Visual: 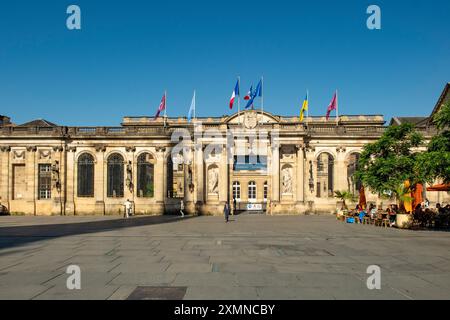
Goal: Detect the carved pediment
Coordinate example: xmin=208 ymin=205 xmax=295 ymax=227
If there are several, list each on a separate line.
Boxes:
xmin=226 ymin=110 xmax=279 ymax=126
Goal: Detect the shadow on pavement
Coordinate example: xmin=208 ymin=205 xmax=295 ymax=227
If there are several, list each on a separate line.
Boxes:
xmin=0 ymin=215 xmax=197 ymax=250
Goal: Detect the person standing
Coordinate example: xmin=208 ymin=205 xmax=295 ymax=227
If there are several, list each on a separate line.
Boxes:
xmin=124 ymin=199 xmax=132 ymax=218
xmin=223 ymin=202 xmax=230 ymax=223
xmin=180 ymin=200 xmax=185 ymax=218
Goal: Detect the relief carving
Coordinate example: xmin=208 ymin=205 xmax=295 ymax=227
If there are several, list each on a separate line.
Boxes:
xmin=281 ymin=166 xmax=293 ymax=194
xmin=207 ymin=165 xmax=219 ymax=194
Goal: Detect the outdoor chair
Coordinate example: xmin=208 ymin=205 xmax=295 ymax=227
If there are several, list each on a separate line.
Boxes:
xmin=381 ymin=218 xmax=391 ymax=228
xmin=362 ymin=216 xmax=371 ymax=225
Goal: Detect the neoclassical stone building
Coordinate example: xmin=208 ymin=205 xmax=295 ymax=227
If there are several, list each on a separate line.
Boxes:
xmin=1 ymin=84 xmax=449 ymax=216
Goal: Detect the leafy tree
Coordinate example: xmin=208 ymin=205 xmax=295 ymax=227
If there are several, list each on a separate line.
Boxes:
xmin=355 ymin=123 xmax=424 ymax=203
xmin=334 ymin=190 xmax=357 ymax=210
xmin=416 ymin=102 xmax=450 ymax=184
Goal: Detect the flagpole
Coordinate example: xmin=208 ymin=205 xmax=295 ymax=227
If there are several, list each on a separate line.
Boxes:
xmin=261 ymin=76 xmax=264 ymax=124
xmin=336 ymin=89 xmax=339 ymax=126
xmin=237 ymin=76 xmax=241 ymax=125
xmin=164 ymin=90 xmax=167 ymax=128
xmin=306 ymin=89 xmax=309 ymax=125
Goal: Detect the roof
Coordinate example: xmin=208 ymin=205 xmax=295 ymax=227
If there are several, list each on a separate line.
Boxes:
xmin=429 ymin=82 xmax=450 ymax=121
xmin=389 ymin=117 xmax=428 ymax=127
xmin=18 ymin=119 xmax=58 ymax=127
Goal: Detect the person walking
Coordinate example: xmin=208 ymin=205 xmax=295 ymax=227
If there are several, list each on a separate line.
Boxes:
xmin=124 ymin=199 xmax=132 ymax=218
xmin=224 ymin=202 xmax=230 ymax=223
xmin=180 ymin=200 xmax=185 ymax=218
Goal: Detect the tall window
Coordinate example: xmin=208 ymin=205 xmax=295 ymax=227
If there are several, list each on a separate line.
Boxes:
xmin=263 ymin=181 xmax=268 ymax=202
xmin=77 ymin=153 xmax=94 ymax=197
xmin=167 ymin=155 xmax=184 ymax=198
xmin=347 ymin=153 xmax=362 ymax=195
xmin=38 ymin=164 xmax=51 ymax=199
xmin=137 ymin=153 xmax=154 ymax=198
xmin=316 ymin=153 xmax=334 ymax=198
xmin=248 ymin=181 xmax=257 ymax=202
xmin=107 ymin=153 xmax=124 ymax=198
xmin=232 ymin=181 xmax=241 ymax=201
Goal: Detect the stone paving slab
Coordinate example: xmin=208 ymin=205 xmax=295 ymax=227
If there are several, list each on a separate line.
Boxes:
xmin=1 ymin=215 xmax=450 ymax=300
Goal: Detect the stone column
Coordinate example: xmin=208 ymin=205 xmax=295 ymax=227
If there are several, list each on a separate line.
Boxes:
xmin=94 ymin=145 xmax=106 ymax=215
xmin=0 ymin=146 xmax=11 ymax=211
xmin=65 ymin=147 xmax=76 ymax=215
xmin=155 ymin=147 xmax=166 ymax=203
xmin=26 ymin=146 xmax=37 ymax=215
xmin=296 ymin=144 xmax=305 ymax=203
xmin=219 ymin=144 xmax=228 ymax=204
xmin=195 ymin=145 xmax=204 ymax=204
xmin=183 ymin=147 xmax=194 ymax=211
xmin=335 ymin=147 xmax=347 ymax=192
xmin=271 ymin=143 xmax=280 ymax=203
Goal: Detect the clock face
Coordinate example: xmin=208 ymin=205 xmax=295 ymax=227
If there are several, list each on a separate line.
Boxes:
xmin=244 ymin=111 xmax=258 ymax=129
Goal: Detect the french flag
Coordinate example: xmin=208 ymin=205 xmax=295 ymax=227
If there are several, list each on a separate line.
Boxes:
xmin=229 ymin=80 xmax=240 ymax=109
xmin=244 ymin=85 xmax=253 ymax=100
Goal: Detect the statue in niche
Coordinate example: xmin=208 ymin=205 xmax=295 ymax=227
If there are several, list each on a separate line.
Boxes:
xmin=208 ymin=166 xmax=219 ymax=194
xmin=282 ymin=166 xmax=293 ymax=194
xmin=187 ymin=165 xmax=194 ymax=193
xmin=126 ymin=161 xmax=133 ymax=192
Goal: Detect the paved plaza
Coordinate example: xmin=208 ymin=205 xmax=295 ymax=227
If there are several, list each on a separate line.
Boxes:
xmin=1 ymin=214 xmax=450 ymax=300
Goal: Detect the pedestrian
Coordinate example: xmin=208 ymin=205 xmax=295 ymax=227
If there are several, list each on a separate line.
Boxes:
xmin=124 ymin=199 xmax=132 ymax=218
xmin=180 ymin=200 xmax=185 ymax=218
xmin=223 ymin=202 xmax=230 ymax=223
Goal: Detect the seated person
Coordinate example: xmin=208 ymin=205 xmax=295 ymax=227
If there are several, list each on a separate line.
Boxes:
xmin=370 ymin=205 xmax=377 ymax=219
xmin=388 ymin=207 xmax=397 ymax=226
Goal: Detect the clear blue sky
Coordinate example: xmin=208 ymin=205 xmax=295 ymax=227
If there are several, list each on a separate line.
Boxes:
xmin=0 ymin=0 xmax=449 ymax=126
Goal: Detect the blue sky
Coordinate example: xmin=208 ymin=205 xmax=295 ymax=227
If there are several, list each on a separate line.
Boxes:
xmin=0 ymin=0 xmax=449 ymax=126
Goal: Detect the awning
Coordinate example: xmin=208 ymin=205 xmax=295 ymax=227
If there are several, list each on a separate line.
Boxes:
xmin=426 ymin=184 xmax=450 ymax=192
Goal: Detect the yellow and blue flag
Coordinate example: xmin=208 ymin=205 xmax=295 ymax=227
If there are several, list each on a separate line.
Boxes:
xmin=300 ymin=91 xmax=308 ymax=122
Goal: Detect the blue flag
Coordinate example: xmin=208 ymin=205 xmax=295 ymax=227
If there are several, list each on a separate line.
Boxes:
xmin=245 ymin=80 xmax=262 ymax=109
xmin=187 ymin=91 xmax=196 ymax=123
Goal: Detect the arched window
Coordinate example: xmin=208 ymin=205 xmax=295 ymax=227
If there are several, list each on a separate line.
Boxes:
xmin=347 ymin=153 xmax=362 ymax=195
xmin=137 ymin=153 xmax=155 ymax=198
xmin=107 ymin=153 xmax=124 ymax=198
xmin=263 ymin=181 xmax=268 ymax=202
xmin=232 ymin=181 xmax=241 ymax=201
xmin=167 ymin=154 xmax=184 ymax=198
xmin=248 ymin=181 xmax=257 ymax=202
xmin=77 ymin=153 xmax=94 ymax=197
xmin=316 ymin=153 xmax=334 ymax=198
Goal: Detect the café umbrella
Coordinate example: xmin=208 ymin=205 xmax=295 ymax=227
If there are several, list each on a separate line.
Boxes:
xmin=359 ymin=186 xmax=367 ymax=210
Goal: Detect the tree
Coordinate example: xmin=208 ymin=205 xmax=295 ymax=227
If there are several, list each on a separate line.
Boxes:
xmin=334 ymin=190 xmax=357 ymax=210
xmin=416 ymin=102 xmax=450 ymax=184
xmin=355 ymin=123 xmax=424 ymax=206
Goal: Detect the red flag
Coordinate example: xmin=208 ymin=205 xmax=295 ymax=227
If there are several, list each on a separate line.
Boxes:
xmin=154 ymin=93 xmax=166 ymax=120
xmin=326 ymin=92 xmax=337 ymax=120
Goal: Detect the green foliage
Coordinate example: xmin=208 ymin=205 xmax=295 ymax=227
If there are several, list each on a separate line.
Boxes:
xmin=416 ymin=102 xmax=450 ymax=184
xmin=432 ymin=101 xmax=450 ymax=130
xmin=355 ymin=123 xmax=424 ymax=196
xmin=334 ymin=190 xmax=357 ymax=209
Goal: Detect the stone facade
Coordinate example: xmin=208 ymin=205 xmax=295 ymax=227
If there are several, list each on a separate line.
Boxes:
xmin=0 ymin=108 xmax=448 ymax=216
